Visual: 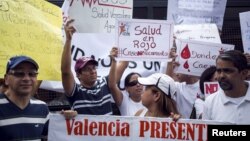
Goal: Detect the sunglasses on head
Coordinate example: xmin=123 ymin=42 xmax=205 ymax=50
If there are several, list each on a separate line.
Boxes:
xmin=8 ymin=70 xmax=38 ymax=78
xmin=127 ymin=80 xmax=139 ymax=87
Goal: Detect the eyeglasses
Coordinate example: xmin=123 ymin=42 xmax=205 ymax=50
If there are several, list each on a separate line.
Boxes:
xmin=8 ymin=70 xmax=38 ymax=78
xmin=127 ymin=80 xmax=139 ymax=87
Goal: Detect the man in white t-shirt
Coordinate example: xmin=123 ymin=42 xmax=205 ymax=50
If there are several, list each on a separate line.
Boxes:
xmin=203 ymin=50 xmax=250 ymax=124
xmin=166 ymin=48 xmax=202 ymax=119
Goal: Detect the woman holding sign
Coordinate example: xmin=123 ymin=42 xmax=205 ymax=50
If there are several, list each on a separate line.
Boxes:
xmin=109 ymin=47 xmax=146 ymax=116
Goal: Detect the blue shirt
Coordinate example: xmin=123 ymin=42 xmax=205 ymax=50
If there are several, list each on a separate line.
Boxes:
xmin=0 ymin=94 xmax=49 ymax=141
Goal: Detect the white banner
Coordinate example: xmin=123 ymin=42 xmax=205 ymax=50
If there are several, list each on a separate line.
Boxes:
xmin=167 ymin=0 xmax=227 ymax=31
xmin=175 ymin=39 xmax=234 ymax=76
xmin=48 ymin=114 xmax=224 ymax=141
xmin=116 ymin=19 xmax=174 ymax=61
xmin=239 ymin=11 xmax=250 ymax=53
xmin=62 ymin=0 xmax=133 ymax=33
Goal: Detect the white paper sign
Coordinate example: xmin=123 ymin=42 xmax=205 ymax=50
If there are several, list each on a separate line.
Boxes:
xmin=175 ymin=39 xmax=234 ymax=76
xmin=116 ymin=19 xmax=174 ymax=61
xmin=240 ymin=11 xmax=250 ymax=53
xmin=174 ymin=24 xmax=221 ymax=43
xmin=167 ymin=0 xmax=227 ymax=31
xmin=64 ymin=0 xmax=133 ymax=33
xmin=204 ymin=82 xmax=220 ymax=98
xmin=48 ymin=114 xmax=224 ymax=141
xmin=40 ymin=33 xmax=162 ymax=92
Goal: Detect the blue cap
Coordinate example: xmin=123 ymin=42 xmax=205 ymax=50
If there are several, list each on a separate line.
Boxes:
xmin=6 ymin=56 xmax=39 ymax=73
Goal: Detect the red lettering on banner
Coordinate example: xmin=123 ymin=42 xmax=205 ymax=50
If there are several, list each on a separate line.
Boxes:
xmin=84 ymin=119 xmax=88 ymax=135
xmin=139 ymin=121 xmax=206 ymax=140
xmin=74 ymin=121 xmax=83 ymax=135
xmin=66 ymin=118 xmax=130 ymax=136
xmin=108 ymin=122 xmax=115 ymax=136
xmin=89 ymin=122 xmax=97 ymax=135
xmin=161 ymin=122 xmax=169 ymax=138
xmin=66 ymin=119 xmax=74 ymax=135
xmin=170 ymin=122 xmax=177 ymax=139
xmin=196 ymin=124 xmax=207 ymax=141
xmin=98 ymin=122 xmax=107 ymax=135
xmin=177 ymin=122 xmax=185 ymax=140
xmin=139 ymin=121 xmax=150 ymax=137
xmin=150 ymin=121 xmax=161 ymax=138
xmin=186 ymin=123 xmax=195 ymax=140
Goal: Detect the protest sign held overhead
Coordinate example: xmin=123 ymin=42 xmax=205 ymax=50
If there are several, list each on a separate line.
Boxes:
xmin=116 ymin=19 xmax=174 ymax=61
xmin=0 ymin=0 xmax=62 ymax=80
xmin=62 ymin=0 xmax=133 ymax=33
xmin=240 ymin=11 xmax=250 ymax=53
xmin=174 ymin=24 xmax=221 ymax=43
xmin=167 ymin=0 xmax=227 ymax=31
xmin=175 ymin=39 xmax=234 ymax=76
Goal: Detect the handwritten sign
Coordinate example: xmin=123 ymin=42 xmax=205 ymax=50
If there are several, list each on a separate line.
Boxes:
xmin=48 ymin=114 xmax=224 ymax=141
xmin=40 ymin=33 xmax=162 ymax=92
xmin=167 ymin=0 xmax=227 ymax=31
xmin=174 ymin=24 xmax=221 ymax=43
xmin=62 ymin=0 xmax=133 ymax=33
xmin=0 ymin=0 xmax=62 ymax=80
xmin=116 ymin=19 xmax=174 ymax=61
xmin=175 ymin=39 xmax=234 ymax=76
xmin=240 ymin=11 xmax=250 ymax=53
xmin=204 ymin=82 xmax=219 ymax=98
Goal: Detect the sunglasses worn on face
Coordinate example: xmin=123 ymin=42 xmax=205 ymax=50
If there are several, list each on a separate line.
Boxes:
xmin=8 ymin=70 xmax=38 ymax=78
xmin=127 ymin=80 xmax=139 ymax=87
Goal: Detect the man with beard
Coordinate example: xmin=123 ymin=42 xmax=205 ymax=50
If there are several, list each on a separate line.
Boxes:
xmin=203 ymin=50 xmax=250 ymax=124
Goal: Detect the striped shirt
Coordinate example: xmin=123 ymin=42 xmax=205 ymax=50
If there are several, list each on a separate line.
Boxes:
xmin=0 ymin=94 xmax=49 ymax=141
xmin=67 ymin=76 xmax=113 ymax=115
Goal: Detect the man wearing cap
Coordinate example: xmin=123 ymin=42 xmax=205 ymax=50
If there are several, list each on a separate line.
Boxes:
xmin=61 ymin=19 xmax=113 ymax=115
xmin=203 ymin=50 xmax=250 ymax=124
xmin=0 ymin=55 xmax=49 ymax=141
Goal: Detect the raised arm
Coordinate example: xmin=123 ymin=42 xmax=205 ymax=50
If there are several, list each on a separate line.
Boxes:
xmin=108 ymin=47 xmax=124 ymax=106
xmin=61 ymin=19 xmax=76 ymax=96
xmin=166 ymin=47 xmax=178 ymax=78
xmin=116 ymin=61 xmax=129 ymax=83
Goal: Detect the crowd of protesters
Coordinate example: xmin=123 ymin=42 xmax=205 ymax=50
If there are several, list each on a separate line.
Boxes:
xmin=1 ymin=19 xmax=250 ymax=140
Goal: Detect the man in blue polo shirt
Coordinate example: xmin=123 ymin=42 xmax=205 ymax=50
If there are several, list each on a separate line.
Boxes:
xmin=0 ymin=56 xmax=49 ymax=141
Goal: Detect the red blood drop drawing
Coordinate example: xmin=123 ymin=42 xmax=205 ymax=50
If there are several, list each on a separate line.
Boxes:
xmin=183 ymin=60 xmax=190 ymax=72
xmin=181 ymin=44 xmax=191 ymax=59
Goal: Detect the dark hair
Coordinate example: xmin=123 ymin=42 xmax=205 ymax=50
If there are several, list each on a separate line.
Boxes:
xmin=124 ymin=72 xmax=141 ymax=87
xmin=199 ymin=66 xmax=217 ymax=94
xmin=149 ymin=86 xmax=179 ymax=117
xmin=217 ymin=50 xmax=247 ymax=72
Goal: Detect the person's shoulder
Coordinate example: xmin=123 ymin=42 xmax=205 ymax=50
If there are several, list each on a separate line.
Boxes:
xmin=204 ymin=90 xmax=220 ymax=104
